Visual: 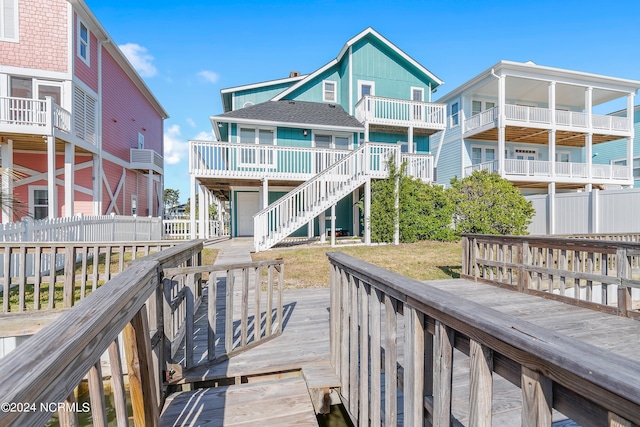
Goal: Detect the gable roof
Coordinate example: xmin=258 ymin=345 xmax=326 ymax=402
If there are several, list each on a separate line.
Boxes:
xmin=211 ymin=100 xmax=364 ymax=130
xmin=219 ymin=74 xmax=308 ymax=112
xmin=271 ymin=27 xmax=444 ymax=102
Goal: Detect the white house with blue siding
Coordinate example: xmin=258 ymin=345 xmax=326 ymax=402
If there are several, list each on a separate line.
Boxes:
xmin=189 ymin=28 xmax=446 ymax=250
xmin=433 ymin=61 xmax=640 ymax=193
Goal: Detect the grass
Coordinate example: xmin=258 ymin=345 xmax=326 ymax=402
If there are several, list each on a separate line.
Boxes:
xmin=251 ymin=241 xmax=462 ymax=289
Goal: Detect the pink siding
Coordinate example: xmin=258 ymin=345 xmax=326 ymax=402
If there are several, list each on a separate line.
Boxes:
xmin=12 ymin=152 xmax=94 ymax=218
xmin=73 ymin=12 xmax=99 ymax=93
xmin=1 ymin=0 xmax=67 ymax=72
xmin=102 ymin=159 xmax=125 ymax=215
xmin=137 ymin=174 xmax=149 ymax=216
xmin=101 ymin=49 xmax=163 ymax=163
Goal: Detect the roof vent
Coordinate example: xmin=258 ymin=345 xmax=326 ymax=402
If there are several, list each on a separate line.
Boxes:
xmin=289 ymin=71 xmax=301 ymax=77
xmin=329 ymin=104 xmax=336 ymax=108
xmin=288 ymin=101 xmax=295 ymax=105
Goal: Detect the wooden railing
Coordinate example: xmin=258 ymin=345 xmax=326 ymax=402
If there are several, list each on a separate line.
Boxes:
xmin=0 ymin=240 xmax=203 ymax=426
xmin=162 ymin=259 xmax=284 ymax=374
xmin=327 ymin=251 xmax=640 ymax=427
xmin=0 ymin=241 xmax=178 ymax=313
xmin=461 ymin=235 xmax=640 ymax=318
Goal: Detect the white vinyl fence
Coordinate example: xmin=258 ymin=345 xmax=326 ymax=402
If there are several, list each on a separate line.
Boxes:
xmin=163 ymin=219 xmax=229 ymax=239
xmin=526 ymin=188 xmax=640 ymax=235
xmin=0 ymin=214 xmax=163 ymax=242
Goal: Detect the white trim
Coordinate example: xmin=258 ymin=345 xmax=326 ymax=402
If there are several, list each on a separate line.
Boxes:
xmin=471 ymin=99 xmax=496 ymax=116
xmin=220 ymin=75 xmax=308 ymax=94
xmin=212 ymin=116 xmax=363 ymax=133
xmin=612 ymin=155 xmax=640 ymax=178
xmin=411 ymin=86 xmax=424 ymax=102
xmin=0 ymin=0 xmax=19 ymax=43
xmin=450 ymin=101 xmax=460 ymax=127
xmin=348 ymin=46 xmax=353 ymax=115
xmin=28 ymin=185 xmax=49 ymax=220
xmin=555 ymin=150 xmax=571 ymax=163
xmin=312 ymin=131 xmax=352 ymax=150
xmin=237 ymin=126 xmax=277 ymax=144
xmin=358 ymin=80 xmax=375 ymax=99
xmin=322 ymin=80 xmax=337 ymax=103
xmin=77 ymin=18 xmax=91 ymax=66
xmin=0 ymin=66 xmax=68 ymax=81
xmin=470 ymin=144 xmax=496 ymax=165
xmin=271 ymin=27 xmax=443 ymax=102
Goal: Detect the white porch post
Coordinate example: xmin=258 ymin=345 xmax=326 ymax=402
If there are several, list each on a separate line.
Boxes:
xmin=1 ymin=139 xmax=14 ymax=223
xmin=330 ymin=204 xmax=336 ymax=247
xmin=198 ymin=183 xmax=205 ymax=238
xmin=47 ymin=135 xmax=57 ymax=218
xmin=627 ymin=93 xmax=635 ymax=184
xmin=320 ymin=211 xmax=326 ymax=243
xmin=261 ymin=178 xmax=269 ymax=210
xmin=408 ymin=126 xmax=414 ymax=153
xmin=548 ymin=182 xmax=556 ymax=235
xmin=586 ymin=87 xmax=593 ymax=191
xmin=364 ymin=177 xmax=371 ymax=245
xmin=190 ymin=175 xmax=197 ymax=239
xmin=64 ymin=142 xmax=75 ymax=217
xmin=498 ymin=74 xmax=506 ymax=177
xmin=364 ymin=122 xmax=370 ymax=142
xmin=93 ymin=154 xmax=102 ymax=215
xmin=352 ymin=188 xmax=359 ymax=237
xmin=549 ymin=82 xmax=556 ymax=181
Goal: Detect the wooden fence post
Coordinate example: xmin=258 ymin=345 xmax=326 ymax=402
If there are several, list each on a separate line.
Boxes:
xmin=521 ymin=367 xmax=552 ymax=427
xmin=616 ymin=248 xmax=631 ymax=317
xmin=63 ymin=246 xmax=76 ymax=308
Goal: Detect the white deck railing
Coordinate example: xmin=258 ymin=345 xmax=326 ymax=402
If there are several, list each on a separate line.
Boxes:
xmin=355 ymin=95 xmax=447 ymax=129
xmin=190 ymin=141 xmax=351 ymax=180
xmin=402 ymin=152 xmax=434 ymax=182
xmin=163 ymin=219 xmax=229 ymax=239
xmin=465 ymin=159 xmax=631 ymax=181
xmin=130 ymin=148 xmax=164 ymax=173
xmin=464 ymin=104 xmax=631 ymax=134
xmin=0 ymin=214 xmax=163 ymax=242
xmin=0 ymin=96 xmax=71 ymax=134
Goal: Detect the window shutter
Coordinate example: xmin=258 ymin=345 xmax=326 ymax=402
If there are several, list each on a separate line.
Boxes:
xmin=2 ymin=0 xmax=16 ymax=39
xmin=74 ymin=87 xmax=86 ymax=140
xmin=85 ymin=95 xmax=96 ymax=144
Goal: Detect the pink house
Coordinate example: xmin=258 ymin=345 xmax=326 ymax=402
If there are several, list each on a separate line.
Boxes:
xmin=0 ymin=0 xmax=167 ymax=223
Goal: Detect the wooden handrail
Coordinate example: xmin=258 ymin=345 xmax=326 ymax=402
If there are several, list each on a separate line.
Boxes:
xmin=327 ymin=251 xmax=640 ymax=426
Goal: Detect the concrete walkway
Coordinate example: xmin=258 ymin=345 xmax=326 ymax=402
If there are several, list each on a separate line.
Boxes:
xmin=205 ymin=237 xmax=254 ymax=266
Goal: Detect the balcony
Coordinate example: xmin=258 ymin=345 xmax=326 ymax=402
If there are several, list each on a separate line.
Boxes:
xmin=0 ymin=96 xmax=71 ymax=136
xmin=464 ymin=159 xmax=630 ymax=184
xmin=355 ymin=95 xmax=447 ymax=132
xmin=130 ymin=148 xmax=164 ymax=174
xmin=464 ymin=104 xmax=631 ymax=137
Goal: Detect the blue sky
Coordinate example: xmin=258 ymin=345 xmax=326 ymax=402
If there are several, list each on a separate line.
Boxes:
xmin=85 ymin=0 xmax=640 ymax=203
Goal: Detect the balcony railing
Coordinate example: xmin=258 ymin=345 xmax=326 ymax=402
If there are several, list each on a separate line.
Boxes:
xmin=0 ymin=96 xmax=71 ymax=134
xmin=402 ymin=152 xmax=434 ymax=182
xmin=465 ymin=159 xmax=631 ymax=182
xmin=355 ymin=95 xmax=447 ymax=130
xmin=464 ymin=104 xmax=631 ymax=134
xmin=130 ymin=148 xmax=164 ymax=174
xmin=190 ymin=141 xmax=352 ymax=180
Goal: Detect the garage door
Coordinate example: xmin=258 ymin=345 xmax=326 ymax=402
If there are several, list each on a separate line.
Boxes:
xmin=236 ymin=192 xmax=260 ymax=236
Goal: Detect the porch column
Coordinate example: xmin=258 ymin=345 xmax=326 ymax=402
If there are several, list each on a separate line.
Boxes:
xmin=198 ymin=183 xmax=206 ymax=238
xmin=585 ymin=87 xmax=593 ymax=186
xmin=408 ymin=126 xmax=414 ymax=153
xmin=627 ymin=93 xmax=635 ymax=185
xmin=47 ymin=135 xmax=57 ymax=218
xmin=261 ymin=178 xmax=269 ymax=210
xmin=352 ymin=188 xmax=359 ymax=237
xmin=497 ymin=74 xmax=506 ymax=177
xmin=190 ymin=175 xmax=197 ymax=239
xmin=548 ymin=82 xmax=556 ymax=180
xmin=364 ymin=177 xmax=371 ymax=245
xmin=319 ymin=211 xmax=326 ymax=243
xmin=330 ymin=204 xmax=336 ymax=247
xmin=1 ymin=139 xmax=14 ymax=223
xmin=364 ymin=122 xmax=370 ymax=142
xmin=64 ymin=143 xmax=75 ymax=217
xmin=548 ymin=182 xmax=556 ymax=235
xmin=93 ymin=154 xmax=102 ymax=215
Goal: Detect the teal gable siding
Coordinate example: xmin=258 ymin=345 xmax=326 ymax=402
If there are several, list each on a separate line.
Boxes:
xmin=351 ymin=36 xmax=433 ymax=104
xmin=277 ymin=127 xmax=312 ymax=148
xmin=286 ymin=67 xmax=344 ymax=105
xmin=368 ymin=132 xmax=430 ymax=153
xmin=232 ymin=82 xmax=294 ymax=110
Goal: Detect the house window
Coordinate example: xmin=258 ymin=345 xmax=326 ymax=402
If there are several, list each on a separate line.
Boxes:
xmin=514 ymin=148 xmax=536 ymax=161
xmin=556 ymin=152 xmax=570 ymax=163
xmin=323 ymin=81 xmax=336 ymax=102
xmin=472 ymin=100 xmax=496 ymax=116
xmin=10 ymin=76 xmax=32 ymax=98
xmin=451 ymin=102 xmax=459 ymax=126
xmin=30 ymin=188 xmax=48 ymax=220
xmin=411 ymin=87 xmax=424 ymax=102
xmin=78 ymin=19 xmax=90 ymax=65
xmin=138 ymin=132 xmax=144 ymax=149
xmin=314 ymin=133 xmax=351 ymax=150
xmin=74 ymin=86 xmax=97 ymax=143
xmin=0 ymin=0 xmax=18 ymax=42
xmin=358 ymin=80 xmax=375 ymax=99
xmin=471 ymin=146 xmax=495 ymax=165
xmin=239 ymin=127 xmax=275 ymax=166
xmin=131 ymin=195 xmax=137 ymax=216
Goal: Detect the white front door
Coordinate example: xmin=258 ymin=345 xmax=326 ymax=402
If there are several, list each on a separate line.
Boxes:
xmin=236 ymin=192 xmax=260 ymax=236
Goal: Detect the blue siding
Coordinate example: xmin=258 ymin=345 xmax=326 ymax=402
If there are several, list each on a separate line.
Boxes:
xmin=592 ymin=117 xmax=640 ymax=187
xmin=437 ymin=126 xmax=462 ymax=186
xmin=277 ymin=127 xmax=312 ymax=148
xmin=232 ymin=82 xmax=295 ymax=110
xmin=287 ymin=67 xmax=343 ymax=105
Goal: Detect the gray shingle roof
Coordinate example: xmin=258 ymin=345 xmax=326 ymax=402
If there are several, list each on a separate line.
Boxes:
xmin=213 ymin=100 xmax=364 ymax=129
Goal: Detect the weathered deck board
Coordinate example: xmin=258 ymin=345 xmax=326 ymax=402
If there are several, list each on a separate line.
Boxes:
xmin=160 ymin=377 xmax=317 ymax=426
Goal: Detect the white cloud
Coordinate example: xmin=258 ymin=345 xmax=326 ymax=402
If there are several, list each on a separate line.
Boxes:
xmin=197 ymin=70 xmax=220 ymax=84
xmin=193 ymin=130 xmax=216 ymax=141
xmin=164 ymin=124 xmax=188 ymax=165
xmin=186 ymin=118 xmax=196 ymax=128
xmin=119 ymin=43 xmax=157 ymax=78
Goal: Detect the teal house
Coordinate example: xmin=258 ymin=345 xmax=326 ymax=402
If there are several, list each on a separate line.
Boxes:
xmin=189 ymin=28 xmax=446 ymax=250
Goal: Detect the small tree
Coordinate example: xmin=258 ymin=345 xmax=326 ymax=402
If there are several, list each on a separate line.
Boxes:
xmin=164 ymin=188 xmax=180 ymax=211
xmin=448 ymin=170 xmax=534 ymax=235
xmin=185 ymin=195 xmax=217 ymax=220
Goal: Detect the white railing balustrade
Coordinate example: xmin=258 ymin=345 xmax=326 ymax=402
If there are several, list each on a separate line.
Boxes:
xmin=464 ymin=106 xmax=498 ymax=132
xmin=504 ymin=159 xmax=551 ymax=176
xmin=190 ymin=141 xmax=350 ymax=180
xmin=611 ymin=116 xmax=630 ymax=131
xmin=555 ymin=110 xmax=588 ymax=128
xmin=130 ymin=148 xmax=164 ymax=173
xmin=555 ymin=162 xmax=588 ymax=178
xmin=163 ymin=219 xmax=229 ymax=239
xmin=354 ymin=95 xmax=446 ymax=129
xmin=464 ymin=160 xmax=499 ymax=176
xmin=0 ymin=96 xmax=47 ymax=126
xmin=401 ymin=153 xmax=434 ymax=182
xmin=0 ymin=214 xmax=163 ymax=242
xmin=505 ymin=104 xmax=551 ymax=124
xmin=52 ymin=103 xmax=71 ymax=133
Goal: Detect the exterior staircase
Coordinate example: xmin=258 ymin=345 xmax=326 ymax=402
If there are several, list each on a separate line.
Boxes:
xmin=253 ymin=143 xmax=400 ymax=252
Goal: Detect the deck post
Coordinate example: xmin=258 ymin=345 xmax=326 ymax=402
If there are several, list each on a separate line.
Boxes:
xmin=384 ymin=294 xmax=398 ymax=426
xmin=434 ymin=320 xmax=454 ymax=427
xmin=616 ymin=248 xmax=631 ymax=317
xmin=469 ymin=340 xmax=493 ymax=426
xmin=404 ymin=305 xmax=425 ymax=426
xmin=521 ymin=367 xmax=552 ymax=427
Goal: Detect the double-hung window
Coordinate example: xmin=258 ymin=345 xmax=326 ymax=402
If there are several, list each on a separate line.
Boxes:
xmin=78 ymin=19 xmax=90 ymax=65
xmin=323 ymin=81 xmax=336 ymax=102
xmin=0 ymin=0 xmax=18 ymax=42
xmin=472 ymin=100 xmax=496 ymax=116
xmin=451 ymin=102 xmax=459 ymax=127
xmin=239 ymin=127 xmax=275 ymax=167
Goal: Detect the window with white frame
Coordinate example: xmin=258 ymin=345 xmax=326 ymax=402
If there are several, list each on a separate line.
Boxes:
xmin=471 ymin=100 xmax=496 ymax=116
xmin=238 ymin=127 xmax=275 ymax=166
xmin=613 ymin=157 xmax=640 ymax=178
xmin=411 ymin=87 xmax=424 ymax=102
xmin=451 ymin=102 xmax=459 ymax=126
xmin=78 ymin=19 xmax=90 ymax=65
xmin=555 ymin=151 xmax=570 ymax=163
xmin=514 ymin=148 xmax=536 ymax=161
xmin=323 ymin=80 xmax=336 ymax=102
xmin=313 ymin=133 xmax=351 ymax=150
xmin=358 ymin=80 xmax=375 ymax=99
xmin=30 ymin=187 xmax=48 ymax=220
xmin=0 ymin=0 xmax=18 ymax=42
xmin=471 ymin=146 xmax=495 ymax=165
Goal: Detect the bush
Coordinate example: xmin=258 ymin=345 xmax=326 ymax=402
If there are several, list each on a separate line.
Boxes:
xmin=448 ymin=170 xmax=534 ymax=235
